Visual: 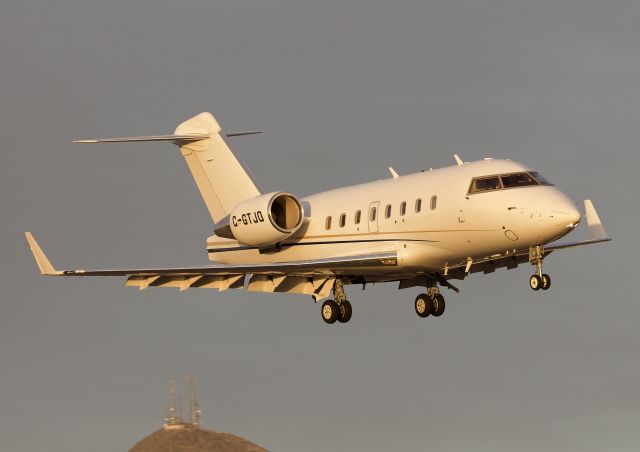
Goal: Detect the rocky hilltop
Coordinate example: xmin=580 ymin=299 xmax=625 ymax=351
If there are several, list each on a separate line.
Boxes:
xmin=129 ymin=425 xmax=267 ymax=452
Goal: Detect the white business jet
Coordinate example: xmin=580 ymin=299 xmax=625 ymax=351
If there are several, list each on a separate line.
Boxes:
xmin=25 ymin=112 xmax=611 ymax=324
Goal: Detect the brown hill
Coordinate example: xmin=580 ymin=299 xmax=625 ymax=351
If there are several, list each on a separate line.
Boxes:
xmin=129 ymin=425 xmax=268 ymax=452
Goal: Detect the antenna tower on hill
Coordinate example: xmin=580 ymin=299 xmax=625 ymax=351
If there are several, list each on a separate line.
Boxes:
xmin=188 ymin=373 xmax=203 ymax=426
xmin=164 ymin=379 xmax=185 ymax=430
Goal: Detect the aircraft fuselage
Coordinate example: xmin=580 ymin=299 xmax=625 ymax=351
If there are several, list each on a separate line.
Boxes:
xmin=207 ymin=158 xmax=580 ymax=281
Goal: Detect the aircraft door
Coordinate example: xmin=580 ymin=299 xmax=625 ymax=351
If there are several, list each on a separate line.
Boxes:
xmin=368 ymin=201 xmax=380 ymax=233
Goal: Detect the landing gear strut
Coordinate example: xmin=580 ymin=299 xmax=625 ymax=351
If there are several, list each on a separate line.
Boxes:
xmin=415 ymin=280 xmax=446 ymax=318
xmin=321 ymin=279 xmax=352 ymax=324
xmin=529 ymin=245 xmax=551 ymax=291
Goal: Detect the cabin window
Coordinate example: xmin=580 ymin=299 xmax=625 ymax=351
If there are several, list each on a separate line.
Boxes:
xmin=415 ymin=198 xmax=422 ymax=213
xmin=469 ymin=177 xmax=501 ymax=193
xmin=430 ymin=195 xmax=437 ymax=210
xmin=325 ymin=216 xmax=332 ymax=230
xmin=370 ymin=206 xmax=377 ymax=221
xmin=354 ymin=210 xmax=361 ymax=224
xmin=400 ymin=201 xmax=406 ymax=216
xmin=385 ymin=204 xmax=392 ymax=219
xmin=339 ymin=213 xmax=346 ymax=227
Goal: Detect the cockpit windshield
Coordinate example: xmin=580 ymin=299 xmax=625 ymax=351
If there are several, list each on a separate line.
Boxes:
xmin=501 ymin=172 xmax=538 ymax=188
xmin=468 ymin=171 xmax=553 ymax=194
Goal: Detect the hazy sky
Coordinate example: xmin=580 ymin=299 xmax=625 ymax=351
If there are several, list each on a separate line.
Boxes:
xmin=1 ymin=1 xmax=637 ymax=450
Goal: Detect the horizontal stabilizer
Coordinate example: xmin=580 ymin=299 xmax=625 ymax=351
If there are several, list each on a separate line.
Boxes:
xmin=225 ymin=130 xmax=263 ymax=137
xmin=73 ymin=134 xmax=210 ymax=144
xmin=73 ymin=131 xmax=261 ymax=144
xmin=71 ymin=112 xmax=263 ymax=225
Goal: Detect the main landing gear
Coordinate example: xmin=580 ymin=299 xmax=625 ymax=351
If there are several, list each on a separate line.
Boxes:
xmin=414 ymin=281 xmax=446 ymax=319
xmin=529 ymin=245 xmax=551 ymax=291
xmin=321 ymin=277 xmax=455 ymax=323
xmin=321 ymin=279 xmax=352 ymax=324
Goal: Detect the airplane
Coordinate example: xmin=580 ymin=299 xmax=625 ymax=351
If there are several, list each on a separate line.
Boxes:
xmin=25 ymin=112 xmax=611 ymax=324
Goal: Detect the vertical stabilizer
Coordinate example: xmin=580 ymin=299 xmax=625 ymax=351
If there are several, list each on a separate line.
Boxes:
xmin=174 ymin=112 xmax=262 ymax=224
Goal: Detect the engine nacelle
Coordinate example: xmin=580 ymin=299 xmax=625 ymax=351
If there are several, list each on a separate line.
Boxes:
xmin=214 ymin=192 xmax=304 ymax=247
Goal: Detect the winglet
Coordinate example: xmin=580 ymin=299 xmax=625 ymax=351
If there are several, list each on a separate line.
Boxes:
xmin=584 ymin=199 xmax=609 ymax=241
xmin=24 ymin=232 xmax=62 ymax=275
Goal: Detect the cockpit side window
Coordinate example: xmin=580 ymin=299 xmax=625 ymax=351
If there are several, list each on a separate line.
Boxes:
xmin=501 ymin=173 xmax=538 ymax=188
xmin=529 ymin=171 xmax=553 ymax=186
xmin=469 ymin=177 xmax=502 ymax=193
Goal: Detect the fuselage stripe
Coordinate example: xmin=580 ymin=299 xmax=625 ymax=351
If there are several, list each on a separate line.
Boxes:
xmin=207 ymin=238 xmax=439 ymax=254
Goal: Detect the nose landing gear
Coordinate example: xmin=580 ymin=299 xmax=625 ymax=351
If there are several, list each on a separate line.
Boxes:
xmin=529 ymin=273 xmax=551 ymax=290
xmin=529 ymin=245 xmax=551 ymax=291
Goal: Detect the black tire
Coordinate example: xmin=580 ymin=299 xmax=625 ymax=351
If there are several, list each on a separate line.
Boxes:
xmin=431 ymin=294 xmax=445 ymax=317
xmin=338 ymin=300 xmax=353 ymax=323
xmin=529 ymin=274 xmax=542 ymax=291
xmin=541 ymin=274 xmax=551 ymax=290
xmin=321 ymin=299 xmax=340 ymax=324
xmin=415 ymin=294 xmax=431 ymax=318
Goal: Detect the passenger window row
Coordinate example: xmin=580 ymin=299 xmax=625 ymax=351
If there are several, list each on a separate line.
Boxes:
xmin=325 ymin=196 xmax=438 ymax=230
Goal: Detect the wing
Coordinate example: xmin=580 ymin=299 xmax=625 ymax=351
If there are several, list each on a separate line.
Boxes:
xmin=440 ymin=251 xmax=532 ymax=281
xmin=25 ymin=232 xmax=396 ymax=299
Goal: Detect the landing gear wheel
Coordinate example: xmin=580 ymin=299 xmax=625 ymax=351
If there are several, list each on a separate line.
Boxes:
xmin=541 ymin=274 xmax=551 ymax=290
xmin=431 ymin=294 xmax=445 ymax=317
xmin=529 ymin=274 xmax=542 ymax=291
xmin=338 ymin=300 xmax=352 ymax=323
xmin=415 ymin=294 xmax=432 ymax=318
xmin=321 ymin=299 xmax=340 ymax=324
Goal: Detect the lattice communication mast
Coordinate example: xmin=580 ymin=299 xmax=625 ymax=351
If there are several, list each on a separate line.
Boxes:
xmin=163 ymin=379 xmax=184 ymax=430
xmin=188 ymin=373 xmax=202 ymax=427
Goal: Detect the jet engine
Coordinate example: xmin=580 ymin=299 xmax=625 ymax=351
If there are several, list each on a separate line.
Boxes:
xmin=214 ymin=192 xmax=305 ymax=247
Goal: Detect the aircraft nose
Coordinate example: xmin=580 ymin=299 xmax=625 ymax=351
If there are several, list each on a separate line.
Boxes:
xmin=549 ymin=194 xmax=581 ymax=229
xmin=569 ymin=206 xmax=581 ymax=225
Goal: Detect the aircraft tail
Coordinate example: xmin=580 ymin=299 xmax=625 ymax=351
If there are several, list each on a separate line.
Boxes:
xmin=173 ymin=112 xmax=263 ymax=223
xmin=75 ymin=112 xmax=263 ymax=224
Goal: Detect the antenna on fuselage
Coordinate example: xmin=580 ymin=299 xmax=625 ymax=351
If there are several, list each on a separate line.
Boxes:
xmin=453 ymin=154 xmax=464 ymax=166
xmin=388 ymin=167 xmax=399 ymax=179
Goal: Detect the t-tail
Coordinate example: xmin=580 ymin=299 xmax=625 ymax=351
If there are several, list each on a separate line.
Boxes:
xmin=74 ymin=112 xmax=263 ymax=224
